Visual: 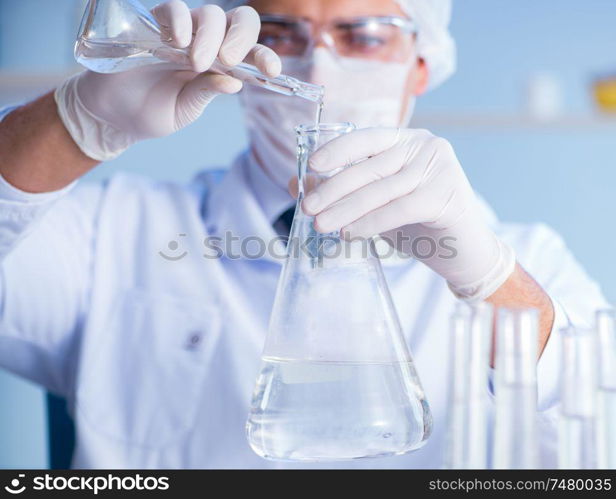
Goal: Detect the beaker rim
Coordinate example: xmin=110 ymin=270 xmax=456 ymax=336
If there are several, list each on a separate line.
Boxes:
xmin=295 ymin=122 xmax=356 ymax=136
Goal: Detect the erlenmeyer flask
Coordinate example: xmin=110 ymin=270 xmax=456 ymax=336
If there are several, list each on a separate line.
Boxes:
xmin=246 ymin=123 xmax=432 ymax=462
xmin=74 ymin=0 xmax=323 ymax=101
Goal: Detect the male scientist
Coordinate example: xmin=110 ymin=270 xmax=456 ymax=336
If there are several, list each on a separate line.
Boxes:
xmin=0 ymin=0 xmax=608 ymax=468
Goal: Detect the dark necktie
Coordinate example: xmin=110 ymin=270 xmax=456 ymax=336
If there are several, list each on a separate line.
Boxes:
xmin=274 ymin=207 xmax=296 ymax=237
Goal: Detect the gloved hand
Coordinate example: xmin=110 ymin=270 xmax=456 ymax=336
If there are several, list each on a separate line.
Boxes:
xmin=55 ymin=0 xmax=281 ymax=161
xmin=301 ymin=128 xmax=516 ymax=302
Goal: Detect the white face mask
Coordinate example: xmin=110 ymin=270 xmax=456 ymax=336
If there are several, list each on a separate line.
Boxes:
xmin=240 ymin=48 xmax=416 ymax=189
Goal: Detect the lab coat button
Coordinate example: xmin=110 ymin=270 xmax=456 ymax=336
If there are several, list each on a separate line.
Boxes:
xmin=185 ymin=331 xmax=203 ymax=351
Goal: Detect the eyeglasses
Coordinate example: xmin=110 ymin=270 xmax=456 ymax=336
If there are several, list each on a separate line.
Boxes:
xmin=258 ymin=14 xmax=417 ymax=66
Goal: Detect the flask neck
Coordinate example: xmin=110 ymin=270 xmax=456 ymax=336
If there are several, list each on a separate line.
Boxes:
xmin=292 ymin=123 xmax=380 ymax=268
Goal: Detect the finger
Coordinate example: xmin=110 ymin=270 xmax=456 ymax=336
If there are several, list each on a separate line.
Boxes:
xmin=183 ymin=72 xmax=243 ymax=97
xmin=243 ymin=44 xmax=282 ymax=78
xmin=342 ymin=189 xmax=438 ymax=240
xmin=313 ymin=172 xmax=411 ymax=233
xmin=309 ymin=128 xmax=402 ymax=173
xmin=309 ymin=128 xmax=436 ymax=173
xmin=190 ymin=5 xmax=227 ymax=73
xmin=302 ymin=145 xmax=407 ymax=216
xmin=152 ymin=0 xmax=192 ymax=49
xmin=176 ymin=72 xmax=242 ymax=127
xmin=219 ymin=6 xmax=261 ymax=67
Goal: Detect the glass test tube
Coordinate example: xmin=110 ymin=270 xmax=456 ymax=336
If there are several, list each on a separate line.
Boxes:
xmin=444 ymin=303 xmax=493 ymax=469
xmin=596 ymin=309 xmax=616 ymax=469
xmin=559 ymin=324 xmax=599 ymax=469
xmin=493 ymin=308 xmax=539 ymax=469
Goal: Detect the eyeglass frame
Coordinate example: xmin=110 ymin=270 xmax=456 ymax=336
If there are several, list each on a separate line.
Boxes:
xmin=257 ymin=14 xmax=418 ymax=63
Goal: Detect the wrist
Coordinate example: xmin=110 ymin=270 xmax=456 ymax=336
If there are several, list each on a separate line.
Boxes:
xmin=0 ymin=92 xmax=97 ymax=193
xmin=404 ymin=208 xmax=517 ymax=302
xmin=55 ymin=73 xmax=133 ymax=162
xmin=447 ymin=236 xmax=517 ymax=302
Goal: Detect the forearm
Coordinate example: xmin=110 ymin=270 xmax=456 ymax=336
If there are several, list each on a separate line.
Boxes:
xmin=487 ymin=262 xmax=555 ymax=364
xmin=0 ymin=92 xmax=98 ymax=193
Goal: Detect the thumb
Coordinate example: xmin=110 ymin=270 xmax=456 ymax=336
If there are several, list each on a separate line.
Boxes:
xmin=175 ymin=73 xmax=243 ymax=130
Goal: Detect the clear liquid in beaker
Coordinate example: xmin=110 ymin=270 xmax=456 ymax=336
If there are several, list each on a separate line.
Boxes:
xmin=246 ymin=358 xmax=429 ymax=461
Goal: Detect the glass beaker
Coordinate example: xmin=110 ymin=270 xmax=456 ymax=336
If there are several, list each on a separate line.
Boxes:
xmin=74 ymin=0 xmax=323 ymax=102
xmin=245 ymin=123 xmax=432 ymax=462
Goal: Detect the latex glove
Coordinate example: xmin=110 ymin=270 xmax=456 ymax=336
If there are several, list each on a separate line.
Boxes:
xmin=301 ymin=128 xmax=516 ymax=302
xmin=55 ymin=1 xmax=281 ymax=161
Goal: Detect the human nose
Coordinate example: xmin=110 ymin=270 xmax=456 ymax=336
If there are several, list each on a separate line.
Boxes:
xmin=306 ymin=44 xmax=339 ymax=88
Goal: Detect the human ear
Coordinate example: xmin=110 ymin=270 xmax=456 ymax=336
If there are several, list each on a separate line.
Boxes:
xmin=412 ymin=58 xmax=429 ymax=96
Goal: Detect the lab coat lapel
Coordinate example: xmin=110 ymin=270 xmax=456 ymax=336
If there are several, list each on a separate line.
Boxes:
xmin=204 ymin=154 xmax=287 ymax=264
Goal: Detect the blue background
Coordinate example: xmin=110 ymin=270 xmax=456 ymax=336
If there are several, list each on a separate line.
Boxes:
xmin=1 ymin=0 xmax=615 ymax=468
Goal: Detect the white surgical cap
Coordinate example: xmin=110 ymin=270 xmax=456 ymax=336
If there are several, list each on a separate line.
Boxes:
xmin=398 ymin=0 xmax=456 ymax=89
xmin=213 ymin=0 xmax=456 ymax=90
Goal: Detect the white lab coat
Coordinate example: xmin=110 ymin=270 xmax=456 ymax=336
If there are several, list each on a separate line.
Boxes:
xmin=0 ymin=147 xmax=608 ymax=469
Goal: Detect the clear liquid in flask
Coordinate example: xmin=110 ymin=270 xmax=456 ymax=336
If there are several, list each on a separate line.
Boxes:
xmin=247 ymin=358 xmax=429 ymax=461
xmin=76 ymin=38 xmax=162 ymax=73
xmin=74 ymin=0 xmax=324 ymax=101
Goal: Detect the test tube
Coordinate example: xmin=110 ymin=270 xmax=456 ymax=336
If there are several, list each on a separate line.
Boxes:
xmin=596 ymin=309 xmax=616 ymax=469
xmin=559 ymin=324 xmax=599 ymax=469
xmin=444 ymin=303 xmax=493 ymax=469
xmin=492 ymin=308 xmax=539 ymax=469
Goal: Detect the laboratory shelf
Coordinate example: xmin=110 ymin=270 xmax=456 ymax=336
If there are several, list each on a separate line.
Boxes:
xmin=413 ymin=112 xmax=616 ymax=132
xmin=1 ymin=71 xmax=616 ymax=131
